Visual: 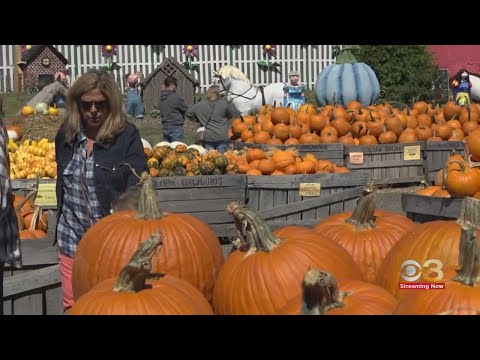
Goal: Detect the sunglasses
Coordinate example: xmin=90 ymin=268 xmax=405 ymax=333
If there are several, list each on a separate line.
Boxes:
xmin=79 ymin=100 xmax=108 ymax=112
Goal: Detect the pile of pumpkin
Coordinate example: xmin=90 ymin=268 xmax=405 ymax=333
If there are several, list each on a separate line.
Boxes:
xmin=225 ymin=146 xmax=349 ymax=175
xmin=13 ymin=184 xmax=49 ymax=240
xmin=20 ymin=102 xmax=59 ymax=117
xmin=229 ymin=100 xmax=480 ymax=145
xmin=146 ymin=143 xmax=237 ymax=176
xmin=7 ymin=137 xmax=57 ymax=180
xmin=145 ymin=143 xmax=349 ymax=177
xmin=65 ymin=175 xmax=480 ymax=315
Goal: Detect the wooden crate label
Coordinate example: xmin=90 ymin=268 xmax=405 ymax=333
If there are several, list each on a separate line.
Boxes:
xmin=349 ymin=152 xmax=364 ymax=164
xmin=34 ymin=183 xmax=57 ymax=207
xmin=359 ymin=144 xmax=405 ymax=154
xmin=404 ymin=145 xmax=421 ymax=160
xmin=299 ymin=183 xmax=321 ymax=197
xmin=156 ymin=176 xmax=225 ymax=188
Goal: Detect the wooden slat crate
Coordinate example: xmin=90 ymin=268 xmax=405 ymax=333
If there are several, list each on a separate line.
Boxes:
xmin=232 ymin=142 xmax=345 ymax=166
xmin=401 ymin=193 xmax=462 ymax=223
xmin=424 ymin=141 xmax=465 ymax=183
xmin=154 ymin=175 xmax=247 ymax=237
xmin=344 ymin=142 xmax=426 ymax=184
xmin=246 ymin=172 xmax=369 ymax=229
xmin=3 ymin=239 xmax=62 ymax=315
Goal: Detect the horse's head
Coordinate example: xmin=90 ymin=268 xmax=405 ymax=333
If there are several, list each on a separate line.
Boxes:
xmin=212 ymin=69 xmax=230 ymax=97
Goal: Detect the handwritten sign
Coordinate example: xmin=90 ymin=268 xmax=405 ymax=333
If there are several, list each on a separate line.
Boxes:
xmin=299 ymin=183 xmax=321 ymax=197
xmin=403 ymin=145 xmax=421 ymax=161
xmin=34 ymin=183 xmax=57 ymax=207
xmin=349 ymin=152 xmax=364 ymax=165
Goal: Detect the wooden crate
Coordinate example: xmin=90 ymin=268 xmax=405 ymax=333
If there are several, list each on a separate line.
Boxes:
xmin=424 ymin=141 xmax=465 ymax=183
xmin=232 ymin=142 xmax=345 ymax=166
xmin=246 ymin=172 xmax=369 ymax=229
xmin=3 ymin=238 xmax=62 ymax=315
xmin=154 ymin=175 xmax=247 ymax=237
xmin=401 ymin=193 xmax=462 ymax=223
xmin=344 ymin=142 xmax=426 ymax=184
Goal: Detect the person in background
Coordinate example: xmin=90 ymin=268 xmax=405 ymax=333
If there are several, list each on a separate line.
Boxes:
xmin=158 ymin=76 xmax=188 ymax=142
xmin=283 ymin=70 xmax=306 ymax=111
xmin=452 ymin=69 xmax=472 ymax=106
xmin=0 ymin=116 xmax=21 ymax=315
xmin=185 ymin=85 xmax=239 ymax=154
xmin=55 ymin=69 xmax=148 ymax=311
xmin=124 ymin=71 xmax=145 ymax=119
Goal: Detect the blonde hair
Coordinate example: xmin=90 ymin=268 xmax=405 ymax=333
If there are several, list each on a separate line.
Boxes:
xmin=207 ymin=85 xmax=221 ymax=101
xmin=64 ymin=69 xmax=126 ymax=144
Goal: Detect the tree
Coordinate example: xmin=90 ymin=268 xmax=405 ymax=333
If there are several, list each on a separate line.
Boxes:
xmin=354 ymin=45 xmax=444 ymax=106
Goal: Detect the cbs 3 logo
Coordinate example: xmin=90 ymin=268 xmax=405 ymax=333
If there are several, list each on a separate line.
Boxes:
xmin=399 ymin=259 xmax=444 ymax=282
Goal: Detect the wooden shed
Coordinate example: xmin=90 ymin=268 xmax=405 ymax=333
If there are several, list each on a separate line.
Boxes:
xmin=17 ymin=45 xmax=69 ymax=94
xmin=141 ymin=57 xmax=200 ymax=113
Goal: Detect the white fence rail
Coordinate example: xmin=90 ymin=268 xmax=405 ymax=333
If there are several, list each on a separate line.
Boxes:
xmin=0 ymin=45 xmax=337 ymax=93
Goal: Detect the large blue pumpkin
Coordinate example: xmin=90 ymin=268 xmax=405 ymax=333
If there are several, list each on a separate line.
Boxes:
xmin=315 ymin=47 xmax=380 ymax=107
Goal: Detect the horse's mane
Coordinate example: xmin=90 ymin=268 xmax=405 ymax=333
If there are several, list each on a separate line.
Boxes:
xmin=217 ymin=65 xmax=251 ymax=85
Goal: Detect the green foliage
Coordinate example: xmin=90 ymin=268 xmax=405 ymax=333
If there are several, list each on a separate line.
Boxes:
xmin=305 ymin=89 xmax=319 ymax=107
xmin=354 ymin=45 xmax=445 ymax=106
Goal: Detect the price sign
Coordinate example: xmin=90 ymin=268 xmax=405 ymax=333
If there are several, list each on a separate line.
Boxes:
xmin=349 ymin=152 xmax=364 ymax=165
xmin=299 ymin=183 xmax=321 ymax=197
xmin=34 ymin=183 xmax=57 ymax=207
xmin=404 ymin=145 xmax=421 ymax=161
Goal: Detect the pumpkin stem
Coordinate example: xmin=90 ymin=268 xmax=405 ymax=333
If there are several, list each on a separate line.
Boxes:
xmin=135 ymin=172 xmax=164 ymax=220
xmin=453 ymin=197 xmax=480 ymax=286
xmin=335 ymin=45 xmax=359 ymax=65
xmin=345 ymin=180 xmax=377 ymax=229
xmin=227 ymin=201 xmax=280 ymax=255
xmin=301 ymin=269 xmax=346 ymax=315
xmin=113 ymin=233 xmax=164 ymax=293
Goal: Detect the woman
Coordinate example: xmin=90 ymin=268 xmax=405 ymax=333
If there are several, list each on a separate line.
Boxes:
xmin=283 ymin=70 xmax=306 ymax=111
xmin=0 ymin=117 xmax=21 ymax=315
xmin=186 ymin=85 xmax=239 ymax=153
xmin=55 ymin=69 xmax=148 ymax=311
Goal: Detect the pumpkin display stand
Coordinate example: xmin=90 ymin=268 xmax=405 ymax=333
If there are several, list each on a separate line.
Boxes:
xmin=424 ymin=141 xmax=465 ymax=182
xmin=344 ymin=141 xmax=426 ymax=185
xmin=2 ymin=238 xmax=62 ymax=315
xmin=401 ymin=193 xmax=462 ymax=223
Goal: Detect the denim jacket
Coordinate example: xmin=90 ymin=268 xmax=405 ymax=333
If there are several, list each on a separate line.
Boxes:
xmin=55 ymin=122 xmax=148 ymax=219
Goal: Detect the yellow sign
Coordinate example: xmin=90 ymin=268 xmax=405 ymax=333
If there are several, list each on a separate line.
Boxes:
xmin=299 ymin=183 xmax=321 ymax=197
xmin=349 ymin=152 xmax=364 ymax=165
xmin=34 ymin=183 xmax=57 ymax=207
xmin=403 ymin=145 xmax=421 ymax=161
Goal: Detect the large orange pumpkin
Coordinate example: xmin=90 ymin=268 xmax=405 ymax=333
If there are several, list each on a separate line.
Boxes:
xmin=378 ymin=220 xmax=465 ymax=299
xmin=69 ymin=234 xmax=213 ymax=315
xmin=72 ymin=172 xmax=224 ymax=303
xmin=212 ymin=203 xmax=361 ymax=315
xmin=313 ymin=181 xmax=415 ymax=283
xmin=277 ymin=269 xmax=397 ymax=315
xmin=394 ymin=201 xmax=480 ymax=314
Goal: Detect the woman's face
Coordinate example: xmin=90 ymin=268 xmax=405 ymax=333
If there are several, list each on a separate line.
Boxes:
xmin=79 ymin=88 xmax=108 ymax=131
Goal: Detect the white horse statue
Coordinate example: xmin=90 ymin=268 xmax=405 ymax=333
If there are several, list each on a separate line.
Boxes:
xmin=213 ymin=65 xmax=286 ymax=115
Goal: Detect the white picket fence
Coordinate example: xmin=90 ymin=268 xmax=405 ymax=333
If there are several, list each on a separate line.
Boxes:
xmin=0 ymin=45 xmax=337 ymax=93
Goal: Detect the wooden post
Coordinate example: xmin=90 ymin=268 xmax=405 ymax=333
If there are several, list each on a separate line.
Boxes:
xmin=13 ymin=45 xmax=23 ymax=92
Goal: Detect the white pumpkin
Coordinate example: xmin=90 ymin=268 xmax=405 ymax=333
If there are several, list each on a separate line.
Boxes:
xmin=7 ymin=130 xmax=19 ymax=141
xmin=169 ymin=141 xmax=187 ymax=149
xmin=154 ymin=141 xmax=171 ymax=148
xmin=187 ymin=144 xmax=207 ymax=155
xmin=141 ymin=138 xmax=152 ymax=149
xmin=34 ymin=102 xmax=49 ymax=114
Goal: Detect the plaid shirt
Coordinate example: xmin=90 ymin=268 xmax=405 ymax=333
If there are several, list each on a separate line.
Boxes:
xmin=0 ymin=123 xmax=21 ymax=267
xmin=57 ymin=133 xmax=104 ymax=257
